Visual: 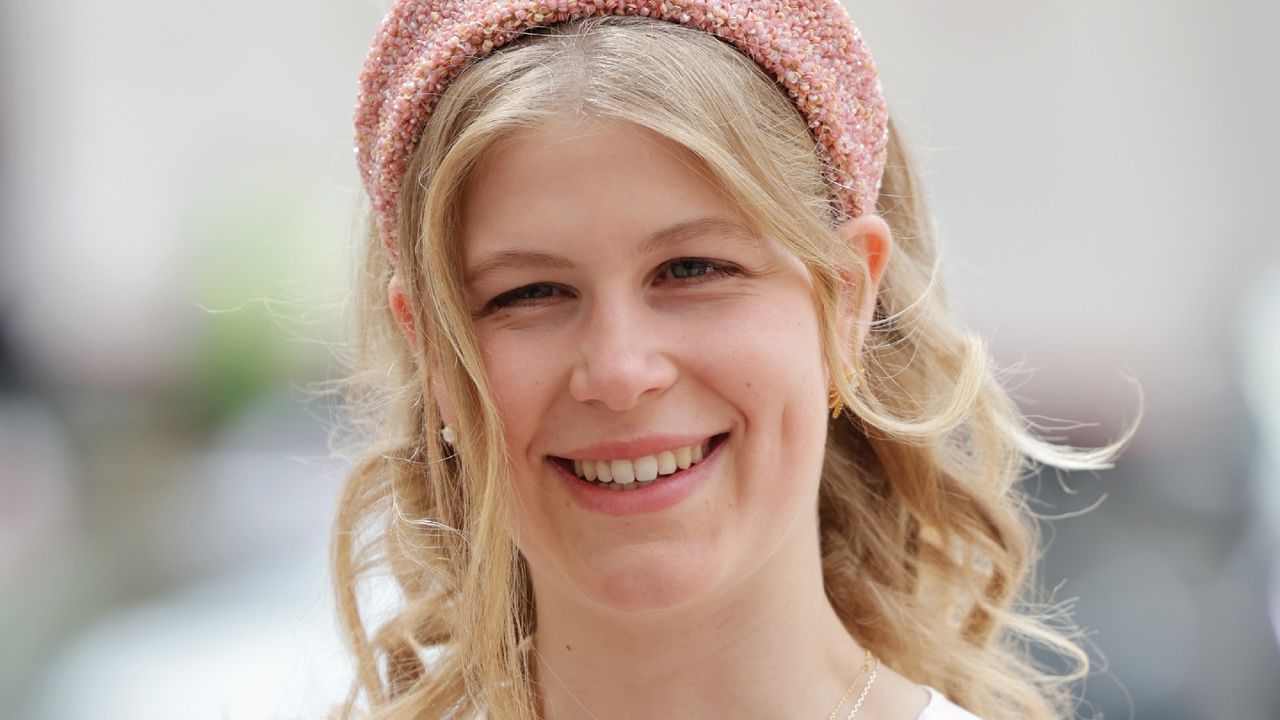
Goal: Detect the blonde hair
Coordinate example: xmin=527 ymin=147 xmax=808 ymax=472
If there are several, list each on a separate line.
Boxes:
xmin=330 ymin=16 xmax=1136 ymax=720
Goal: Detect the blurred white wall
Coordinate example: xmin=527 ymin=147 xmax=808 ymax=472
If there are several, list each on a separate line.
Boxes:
xmin=855 ymin=0 xmax=1278 ymax=443
xmin=2 ymin=0 xmax=365 ymax=390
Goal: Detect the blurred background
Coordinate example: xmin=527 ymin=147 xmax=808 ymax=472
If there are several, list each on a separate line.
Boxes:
xmin=1 ymin=0 xmax=1276 ymax=718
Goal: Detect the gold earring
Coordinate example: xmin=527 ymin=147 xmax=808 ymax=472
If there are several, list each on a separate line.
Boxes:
xmin=828 ymin=363 xmax=859 ymax=419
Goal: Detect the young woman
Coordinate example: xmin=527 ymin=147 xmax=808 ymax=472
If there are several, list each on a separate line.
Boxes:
xmin=333 ymin=3 xmax=1134 ymax=718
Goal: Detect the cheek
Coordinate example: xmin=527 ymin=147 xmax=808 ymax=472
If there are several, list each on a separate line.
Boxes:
xmin=478 ymin=332 xmax=561 ymax=444
xmin=698 ymin=294 xmax=827 ymax=413
xmin=475 ymin=329 xmax=585 ymax=551
xmin=698 ymin=295 xmax=829 ymax=510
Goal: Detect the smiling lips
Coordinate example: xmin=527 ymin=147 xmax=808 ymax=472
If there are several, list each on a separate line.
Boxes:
xmin=551 ymin=434 xmax=725 ymax=491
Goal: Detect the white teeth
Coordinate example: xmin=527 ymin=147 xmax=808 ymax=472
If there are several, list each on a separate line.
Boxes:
xmin=634 ymin=455 xmax=659 ymax=482
xmin=674 ymin=445 xmax=692 ymax=469
xmin=565 ymin=437 xmax=719 ymax=485
xmin=611 ymin=459 xmax=635 ymax=484
xmin=656 ymin=450 xmax=677 ymax=475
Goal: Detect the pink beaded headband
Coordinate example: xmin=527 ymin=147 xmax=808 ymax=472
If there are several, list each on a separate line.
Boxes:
xmin=354 ymin=0 xmax=890 ymax=267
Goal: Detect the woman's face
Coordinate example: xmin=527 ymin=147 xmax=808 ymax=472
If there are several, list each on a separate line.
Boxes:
xmin=458 ymin=116 xmax=832 ymax=614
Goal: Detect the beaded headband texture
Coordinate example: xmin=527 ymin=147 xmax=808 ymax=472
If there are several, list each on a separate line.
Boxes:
xmin=354 ymin=0 xmax=890 ymax=267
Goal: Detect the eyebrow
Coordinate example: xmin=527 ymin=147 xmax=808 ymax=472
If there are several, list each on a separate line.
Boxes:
xmin=464 ymin=217 xmax=758 ymax=287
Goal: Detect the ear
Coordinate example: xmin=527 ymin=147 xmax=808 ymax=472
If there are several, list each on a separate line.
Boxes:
xmin=387 ymin=271 xmax=458 ymax=430
xmin=834 ymin=213 xmax=893 ymax=359
xmin=388 ymin=270 xmax=418 ymax=347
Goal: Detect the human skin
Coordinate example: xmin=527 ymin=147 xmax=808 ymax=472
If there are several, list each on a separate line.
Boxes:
xmin=389 ymin=116 xmax=927 ymax=719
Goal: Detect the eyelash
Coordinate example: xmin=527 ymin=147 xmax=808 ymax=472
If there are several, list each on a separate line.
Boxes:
xmin=480 ymin=258 xmax=739 ymax=315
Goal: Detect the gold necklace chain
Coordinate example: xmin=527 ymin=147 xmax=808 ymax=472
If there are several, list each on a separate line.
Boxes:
xmin=844 ymin=655 xmax=880 ymax=719
xmin=826 ymin=650 xmax=876 ymax=720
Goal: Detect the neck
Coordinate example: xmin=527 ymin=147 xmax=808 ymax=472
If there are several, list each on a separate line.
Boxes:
xmin=528 ymin=525 xmax=865 ymax=720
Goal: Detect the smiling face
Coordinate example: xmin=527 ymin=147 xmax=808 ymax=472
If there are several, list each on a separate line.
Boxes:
xmin=458 ymin=115 xmax=833 ymax=615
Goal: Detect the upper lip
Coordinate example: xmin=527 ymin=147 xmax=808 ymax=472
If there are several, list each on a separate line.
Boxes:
xmin=551 ymin=433 xmax=724 ymax=461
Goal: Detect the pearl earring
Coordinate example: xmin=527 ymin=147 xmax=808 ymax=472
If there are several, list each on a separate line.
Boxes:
xmin=441 ymin=424 xmax=456 ymax=446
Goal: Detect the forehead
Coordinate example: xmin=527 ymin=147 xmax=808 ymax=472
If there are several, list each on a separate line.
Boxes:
xmin=458 ymin=116 xmax=747 ymax=259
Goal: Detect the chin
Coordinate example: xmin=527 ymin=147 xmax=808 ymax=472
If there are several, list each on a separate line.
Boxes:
xmin=572 ymin=543 xmax=728 ymax=615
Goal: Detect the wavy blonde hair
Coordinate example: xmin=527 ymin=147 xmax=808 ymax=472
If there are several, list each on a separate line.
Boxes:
xmin=330 ymin=16 xmax=1135 ymax=720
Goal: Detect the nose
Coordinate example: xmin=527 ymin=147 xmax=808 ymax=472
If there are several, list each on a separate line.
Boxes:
xmin=569 ymin=292 xmax=678 ymax=411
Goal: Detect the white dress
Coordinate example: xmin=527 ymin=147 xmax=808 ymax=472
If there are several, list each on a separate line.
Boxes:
xmin=918 ymin=685 xmax=984 ymax=719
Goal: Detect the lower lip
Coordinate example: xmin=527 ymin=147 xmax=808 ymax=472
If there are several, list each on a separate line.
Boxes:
xmin=552 ymin=437 xmax=726 ymax=517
